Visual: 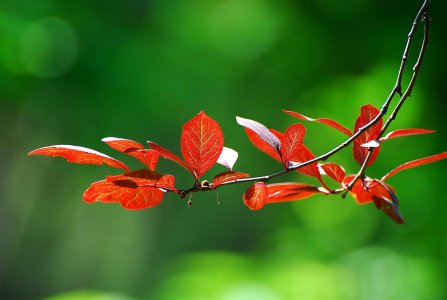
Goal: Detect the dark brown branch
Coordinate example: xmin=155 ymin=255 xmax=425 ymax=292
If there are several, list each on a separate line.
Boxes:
xmin=177 ymin=0 xmax=431 ymax=197
xmin=346 ymin=0 xmax=431 ymax=189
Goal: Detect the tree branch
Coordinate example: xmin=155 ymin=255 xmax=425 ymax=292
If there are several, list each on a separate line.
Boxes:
xmin=177 ymin=0 xmax=432 ymax=198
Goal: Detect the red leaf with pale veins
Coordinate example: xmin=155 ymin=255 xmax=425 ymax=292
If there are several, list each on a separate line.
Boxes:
xmin=107 ymin=169 xmax=176 ymax=192
xmin=148 ymin=141 xmax=192 ymax=173
xmin=180 ymin=111 xmax=224 ymax=180
xmin=102 ymin=137 xmax=159 ymax=170
xmin=319 ymin=163 xmax=345 ymax=184
xmin=283 ymin=110 xmax=352 ymax=136
xmin=266 ymin=182 xmax=325 ymax=203
xmin=83 ymin=180 xmax=164 ymax=210
xmin=28 ymin=145 xmax=129 ymax=172
xmin=381 ymin=151 xmax=447 ymax=182
xmin=212 ymin=171 xmax=250 ymax=188
xmin=243 ymin=182 xmax=267 ymax=210
xmin=353 ymin=104 xmax=383 ymax=166
xmin=380 ymin=128 xmax=435 ymax=141
xmin=281 ymin=124 xmax=305 ymax=167
xmin=244 ymin=128 xmax=282 ymax=161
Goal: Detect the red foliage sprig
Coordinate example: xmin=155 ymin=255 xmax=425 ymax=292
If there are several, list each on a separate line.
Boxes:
xmin=28 ymin=0 xmax=444 ymax=224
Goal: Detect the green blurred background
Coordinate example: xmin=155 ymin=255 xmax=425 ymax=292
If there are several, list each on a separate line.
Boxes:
xmin=1 ymin=0 xmax=446 ymax=299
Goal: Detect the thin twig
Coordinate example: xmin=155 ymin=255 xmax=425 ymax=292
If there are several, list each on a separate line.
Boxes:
xmin=177 ymin=0 xmax=431 ymax=197
xmin=346 ymin=0 xmax=431 ymax=189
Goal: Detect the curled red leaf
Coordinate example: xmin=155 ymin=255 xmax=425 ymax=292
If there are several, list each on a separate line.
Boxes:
xmin=243 ymin=182 xmax=267 ymax=210
xmin=371 ymin=180 xmax=404 ymax=224
xmin=243 ymin=128 xmax=282 ymax=161
xmin=283 ymin=109 xmax=352 ymax=136
xmin=266 ymin=182 xmax=326 ymax=203
xmin=102 ymin=137 xmax=144 ymax=151
xmin=103 ymin=137 xmax=159 ymax=170
xmin=212 ymin=171 xmax=250 ymax=188
xmin=181 ymin=111 xmax=224 ymax=180
xmin=237 ymin=116 xmax=281 ymax=152
xmin=28 ymin=145 xmax=129 ymax=172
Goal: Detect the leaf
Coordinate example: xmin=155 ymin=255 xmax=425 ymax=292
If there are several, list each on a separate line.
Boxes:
xmin=212 ymin=171 xmax=250 ymax=188
xmin=181 ymin=111 xmax=224 ymax=180
xmin=289 ymin=144 xmax=329 ymax=189
xmin=353 ymin=104 xmax=383 ymax=166
xmin=380 ymin=128 xmax=435 ymax=141
xmin=148 ymin=141 xmax=192 ymax=173
xmin=281 ymin=124 xmax=306 ymax=167
xmin=381 ymin=151 xmax=447 ymax=182
xmin=28 ymin=145 xmax=129 ymax=172
xmin=103 ymin=137 xmax=159 ymax=170
xmin=343 ymin=176 xmax=404 ymax=223
xmin=370 ymin=180 xmax=404 ymax=224
xmin=243 ymin=182 xmax=267 ymax=210
xmin=283 ymin=109 xmax=352 ymax=136
xmin=319 ymin=163 xmax=345 ymax=184
xmin=102 ymin=137 xmax=144 ymax=151
xmin=217 ymin=147 xmax=239 ymax=170
xmin=107 ymin=169 xmax=176 ymax=192
xmin=236 ymin=116 xmax=281 ymax=152
xmin=243 ymin=128 xmax=282 ymax=161
xmin=266 ymin=182 xmax=326 ymax=203
xmin=83 ymin=180 xmax=164 ymax=210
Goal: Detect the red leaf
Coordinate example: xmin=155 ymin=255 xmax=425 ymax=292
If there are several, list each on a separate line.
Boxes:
xmin=281 ymin=124 xmax=306 ymax=166
xmin=380 ymin=128 xmax=435 ymax=141
xmin=212 ymin=171 xmax=250 ymax=188
xmin=237 ymin=116 xmax=281 ymax=153
xmin=319 ymin=163 xmax=345 ymax=184
xmin=370 ymin=180 xmax=404 ymax=224
xmin=243 ymin=182 xmax=267 ymax=210
xmin=107 ymin=169 xmax=176 ymax=192
xmin=103 ymin=137 xmax=159 ymax=170
xmin=283 ymin=109 xmax=352 ymax=136
xmin=289 ymin=145 xmax=329 ymax=189
xmin=343 ymin=176 xmax=404 ymax=223
xmin=266 ymin=182 xmax=325 ymax=203
xmin=353 ymin=104 xmax=383 ymax=166
xmin=244 ymin=128 xmax=282 ymax=161
xmin=181 ymin=111 xmax=224 ymax=180
xmin=148 ymin=141 xmax=192 ymax=173
xmin=343 ymin=175 xmax=391 ymax=205
xmin=83 ymin=180 xmax=164 ymax=210
xmin=381 ymin=151 xmax=447 ymax=182
xmin=102 ymin=137 xmax=144 ymax=151
xmin=217 ymin=147 xmax=239 ymax=170
xmin=28 ymin=145 xmax=129 ymax=172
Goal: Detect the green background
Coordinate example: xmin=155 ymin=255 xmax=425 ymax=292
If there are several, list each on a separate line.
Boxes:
xmin=1 ymin=0 xmax=446 ymax=299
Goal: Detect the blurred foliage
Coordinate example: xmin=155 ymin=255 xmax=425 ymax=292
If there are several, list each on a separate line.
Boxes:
xmin=1 ymin=0 xmax=446 ymax=299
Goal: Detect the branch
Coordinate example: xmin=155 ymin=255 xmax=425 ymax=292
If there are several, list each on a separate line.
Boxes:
xmin=346 ymin=0 xmax=431 ymax=189
xmin=177 ymin=0 xmax=431 ymax=197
